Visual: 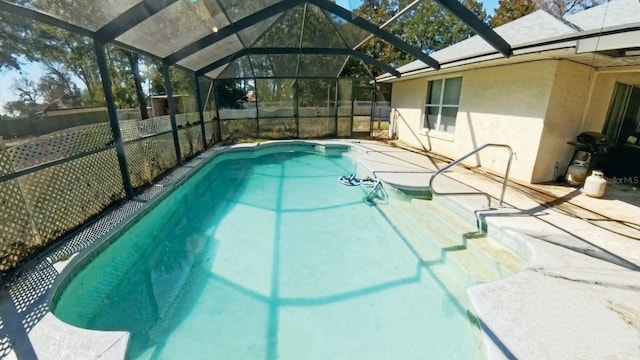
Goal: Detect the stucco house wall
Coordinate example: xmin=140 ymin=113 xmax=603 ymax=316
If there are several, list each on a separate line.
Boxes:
xmin=391 ymin=61 xmax=640 ymax=184
xmin=532 ymin=60 xmax=593 ymax=183
xmin=385 ymin=0 xmax=640 ymax=185
xmin=391 ymin=60 xmax=559 ymax=183
xmin=392 ymin=77 xmax=429 ymax=150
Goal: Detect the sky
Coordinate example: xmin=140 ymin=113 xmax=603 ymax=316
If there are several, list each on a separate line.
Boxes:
xmin=0 ymin=0 xmax=501 ymax=115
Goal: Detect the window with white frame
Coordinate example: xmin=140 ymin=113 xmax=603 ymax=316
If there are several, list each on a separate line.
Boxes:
xmin=424 ymin=77 xmax=462 ymax=134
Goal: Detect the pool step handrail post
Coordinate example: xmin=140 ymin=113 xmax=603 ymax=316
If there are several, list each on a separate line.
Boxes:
xmin=429 ymin=143 xmax=513 ymax=208
xmin=364 ymin=179 xmax=386 ymax=204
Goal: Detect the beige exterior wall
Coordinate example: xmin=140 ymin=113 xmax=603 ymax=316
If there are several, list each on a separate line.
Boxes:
xmin=533 ymin=61 xmax=593 ymax=183
xmin=391 ymin=77 xmax=429 ymax=151
xmin=390 ymin=60 xmax=640 ymax=184
xmin=391 ymin=60 xmax=558 ymax=183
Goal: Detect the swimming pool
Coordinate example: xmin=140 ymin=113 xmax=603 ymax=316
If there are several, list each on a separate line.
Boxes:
xmin=52 ymin=143 xmax=483 ymax=359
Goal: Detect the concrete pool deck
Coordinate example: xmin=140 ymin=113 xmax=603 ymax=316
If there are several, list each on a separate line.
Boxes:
xmin=352 ymin=140 xmax=640 ymax=359
xmin=1 ymin=139 xmax=639 ymax=359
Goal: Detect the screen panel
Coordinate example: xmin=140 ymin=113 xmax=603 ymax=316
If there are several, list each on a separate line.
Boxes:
xmin=116 ymin=0 xmax=230 ymax=58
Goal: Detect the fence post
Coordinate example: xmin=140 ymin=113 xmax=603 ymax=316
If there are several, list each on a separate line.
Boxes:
xmin=294 ymin=79 xmax=300 ymax=138
xmin=334 ymin=78 xmax=339 ymax=137
xmin=371 ymin=79 xmax=377 ymax=136
xmin=350 ymin=79 xmax=355 ymax=137
xmin=162 ymin=62 xmax=182 ymax=165
xmin=213 ymin=80 xmax=222 ymax=142
xmin=194 ymin=73 xmax=207 ymax=149
xmin=253 ymin=81 xmax=260 ymax=137
xmin=94 ymin=41 xmax=133 ymax=199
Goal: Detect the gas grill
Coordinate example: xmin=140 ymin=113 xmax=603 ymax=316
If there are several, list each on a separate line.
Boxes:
xmin=566 ymin=131 xmax=612 ymax=178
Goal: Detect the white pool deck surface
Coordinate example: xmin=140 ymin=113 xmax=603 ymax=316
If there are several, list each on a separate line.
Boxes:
xmin=1 ymin=139 xmax=640 ymax=359
xmin=354 ymin=140 xmax=640 ymax=360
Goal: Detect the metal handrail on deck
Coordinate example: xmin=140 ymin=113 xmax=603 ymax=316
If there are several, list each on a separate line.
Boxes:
xmin=428 ymin=144 xmax=513 ymax=208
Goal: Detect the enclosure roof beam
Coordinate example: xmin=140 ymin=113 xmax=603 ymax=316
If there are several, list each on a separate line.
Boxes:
xmin=195 ymin=48 xmax=249 ymax=77
xmin=309 ymin=0 xmax=441 ymax=70
xmin=95 ymin=0 xmax=178 ymax=43
xmin=0 ymin=0 xmax=94 ymax=38
xmin=351 ymin=52 xmax=400 ymax=78
xmin=195 ymin=47 xmax=400 ymax=78
xmin=354 ymin=0 xmax=422 ymax=50
xmin=433 ymin=0 xmax=512 ymax=56
xmin=267 ymin=48 xmax=400 ymax=77
xmin=165 ymin=0 xmax=306 ymax=65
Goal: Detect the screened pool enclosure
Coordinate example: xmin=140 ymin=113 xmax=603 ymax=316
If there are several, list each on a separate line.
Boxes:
xmin=0 ymin=0 xmax=513 ymax=272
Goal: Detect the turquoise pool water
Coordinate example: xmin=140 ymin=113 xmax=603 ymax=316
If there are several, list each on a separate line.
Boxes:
xmin=53 ymin=146 xmax=482 ymax=359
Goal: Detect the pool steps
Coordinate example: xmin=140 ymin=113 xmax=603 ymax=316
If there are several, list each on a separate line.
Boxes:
xmin=376 ymin=192 xmax=524 ymax=308
xmin=376 ymin=200 xmax=480 ymax=308
xmin=410 ymin=198 xmax=524 ymax=277
xmin=415 ymin=195 xmax=523 ymax=276
xmin=383 ymin=199 xmax=495 ymax=285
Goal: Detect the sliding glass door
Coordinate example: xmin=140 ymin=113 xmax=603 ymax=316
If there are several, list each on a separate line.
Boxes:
xmin=604 ymin=82 xmax=640 ymax=144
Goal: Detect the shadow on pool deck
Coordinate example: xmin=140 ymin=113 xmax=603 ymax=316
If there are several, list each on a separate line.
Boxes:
xmin=379 ymin=138 xmax=640 ymax=241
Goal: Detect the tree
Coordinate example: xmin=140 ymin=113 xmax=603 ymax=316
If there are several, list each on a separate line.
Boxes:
xmin=535 ymin=0 xmax=607 ymax=17
xmin=3 ymin=100 xmax=40 ymax=117
xmin=0 ymin=13 xmax=28 ymax=72
xmin=29 ymin=25 xmax=102 ymax=104
xmin=350 ymin=0 xmax=403 ymax=77
xmin=10 ymin=77 xmax=40 ymax=104
xmin=3 ymin=77 xmax=41 ymax=116
xmin=1 ymin=6 xmax=155 ymax=113
xmin=215 ymin=80 xmax=247 ymax=109
xmin=344 ymin=0 xmax=488 ymax=77
xmin=3 ymin=76 xmax=42 ymax=116
xmin=340 ymin=57 xmax=375 ymax=78
xmin=38 ymin=63 xmax=81 ymax=104
xmin=397 ymin=0 xmax=488 ymax=54
xmin=3 ymin=64 xmax=83 ymax=116
xmin=126 ymin=52 xmax=149 ymax=119
xmin=146 ymin=60 xmax=194 ymax=98
xmin=0 ymin=1 xmax=104 ymax=101
xmin=490 ymin=0 xmax=607 ymax=26
xmin=491 ymin=0 xmax=537 ymax=27
xmin=106 ymin=47 xmax=143 ymax=110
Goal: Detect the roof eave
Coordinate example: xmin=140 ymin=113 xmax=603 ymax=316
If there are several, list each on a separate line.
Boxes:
xmin=378 ymin=22 xmax=640 ymax=82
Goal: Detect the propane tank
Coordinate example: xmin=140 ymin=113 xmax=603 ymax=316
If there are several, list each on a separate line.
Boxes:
xmin=583 ymin=170 xmax=607 ymax=198
xmin=566 ymin=160 xmax=588 ymax=186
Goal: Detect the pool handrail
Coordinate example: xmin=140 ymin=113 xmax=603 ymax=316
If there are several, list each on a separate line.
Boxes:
xmin=364 ymin=179 xmax=386 ymax=204
xmin=429 ymin=143 xmax=513 ymax=208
